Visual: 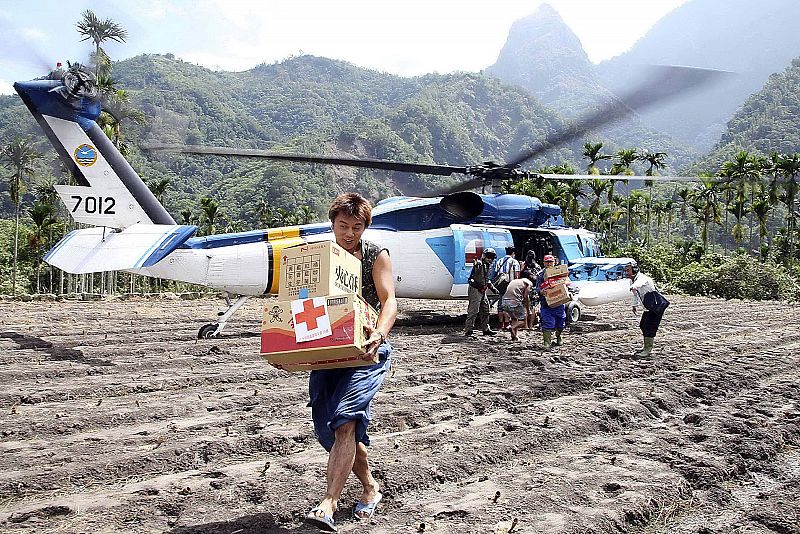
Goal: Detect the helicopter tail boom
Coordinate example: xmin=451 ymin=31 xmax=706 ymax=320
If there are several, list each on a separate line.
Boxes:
xmin=14 ymin=78 xmax=174 ymax=229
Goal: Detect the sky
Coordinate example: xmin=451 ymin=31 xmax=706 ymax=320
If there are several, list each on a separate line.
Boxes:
xmin=0 ymin=0 xmax=691 ymax=95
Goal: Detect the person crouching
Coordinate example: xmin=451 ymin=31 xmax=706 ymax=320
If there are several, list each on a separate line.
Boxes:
xmin=500 ymin=277 xmax=534 ymax=341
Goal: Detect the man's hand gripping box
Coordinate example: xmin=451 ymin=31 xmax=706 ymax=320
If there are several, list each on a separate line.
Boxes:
xmin=260 ymin=293 xmax=379 ymax=371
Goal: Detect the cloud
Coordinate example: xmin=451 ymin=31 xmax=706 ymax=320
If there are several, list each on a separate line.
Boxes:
xmin=0 ymin=79 xmax=15 ymax=95
xmin=21 ymin=27 xmax=47 ymax=42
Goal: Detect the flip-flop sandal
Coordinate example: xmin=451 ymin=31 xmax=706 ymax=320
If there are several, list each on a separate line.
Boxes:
xmin=305 ymin=507 xmax=337 ymax=532
xmin=353 ymin=492 xmax=383 ymax=520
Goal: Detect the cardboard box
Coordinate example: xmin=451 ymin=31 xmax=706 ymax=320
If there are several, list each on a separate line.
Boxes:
xmin=543 ymin=283 xmax=571 ymax=306
xmin=260 ymin=293 xmax=379 ymax=372
xmin=545 ymin=264 xmax=569 ymax=279
xmin=278 ymin=240 xmax=362 ymax=300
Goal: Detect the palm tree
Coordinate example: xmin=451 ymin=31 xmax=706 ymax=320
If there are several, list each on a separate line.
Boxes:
xmin=663 ymin=199 xmax=675 ymax=240
xmin=582 ymin=142 xmax=611 ymax=175
xmin=588 ymin=178 xmax=611 ymax=223
xmin=639 ymin=150 xmax=667 ymax=177
xmin=180 ymin=208 xmax=194 ymax=225
xmin=27 ymin=202 xmax=59 ymax=294
xmin=274 ymin=207 xmax=298 ymax=227
xmin=99 ymin=89 xmax=145 ymax=155
xmin=147 ymin=177 xmax=171 ymax=205
xmin=541 ymin=182 xmax=569 ymax=207
xmin=627 ymin=190 xmax=648 ymax=242
xmin=719 ymin=151 xmax=761 ymax=252
xmin=252 ymin=197 xmax=276 ymax=228
xmin=639 ymin=150 xmax=667 ymax=242
xmin=690 ymin=178 xmax=721 ymax=251
xmin=612 ymin=148 xmax=638 ymax=176
xmin=751 ymin=190 xmax=771 ymax=254
xmin=564 ymin=180 xmax=585 ymax=226
xmin=776 ymin=153 xmax=800 ymax=257
xmin=611 ymin=149 xmax=638 ymax=243
xmin=199 ymin=197 xmax=221 ymax=235
xmin=1 ymin=137 xmax=42 ymax=295
xmin=296 ymin=205 xmax=316 ymax=225
xmin=76 ymin=10 xmax=128 ymax=77
xmin=726 ymin=198 xmax=748 ymax=245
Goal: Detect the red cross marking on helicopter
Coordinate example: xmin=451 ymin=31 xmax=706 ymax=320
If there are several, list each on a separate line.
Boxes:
xmin=465 ymin=243 xmax=483 ymax=264
xmin=295 ymin=299 xmax=327 ymax=331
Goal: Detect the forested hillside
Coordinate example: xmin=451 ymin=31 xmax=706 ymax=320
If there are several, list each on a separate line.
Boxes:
xmin=0 ymin=53 xmax=584 ymax=223
xmin=597 ymin=0 xmax=800 ymax=149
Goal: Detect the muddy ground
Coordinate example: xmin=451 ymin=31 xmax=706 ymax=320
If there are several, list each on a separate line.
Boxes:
xmin=0 ymin=295 xmax=798 ymax=534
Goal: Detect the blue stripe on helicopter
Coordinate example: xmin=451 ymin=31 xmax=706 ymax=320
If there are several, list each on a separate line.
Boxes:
xmin=134 ymin=226 xmax=181 ymax=268
xmin=425 ymin=236 xmax=455 ymax=276
xmin=141 ymin=225 xmax=198 ymax=267
xmin=43 ymin=229 xmax=79 ymax=262
xmin=182 ymin=223 xmax=332 ymax=250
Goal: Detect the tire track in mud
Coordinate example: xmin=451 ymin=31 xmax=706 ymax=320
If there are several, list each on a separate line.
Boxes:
xmin=0 ymin=297 xmax=798 ymax=533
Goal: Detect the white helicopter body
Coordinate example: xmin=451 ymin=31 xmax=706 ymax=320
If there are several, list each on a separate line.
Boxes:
xmin=16 ymin=73 xmax=636 ymax=337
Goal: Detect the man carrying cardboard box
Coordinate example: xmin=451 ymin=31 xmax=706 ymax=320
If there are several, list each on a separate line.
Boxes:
xmin=305 ymin=193 xmax=397 ymax=533
xmin=535 ymin=254 xmax=569 ymax=350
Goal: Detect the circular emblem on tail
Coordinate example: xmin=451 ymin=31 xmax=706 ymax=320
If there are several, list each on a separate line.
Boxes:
xmin=74 ymin=144 xmax=98 ymax=166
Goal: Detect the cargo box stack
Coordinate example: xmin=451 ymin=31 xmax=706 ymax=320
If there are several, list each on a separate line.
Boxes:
xmin=260 ymin=241 xmax=379 ymax=371
xmin=542 ymin=263 xmax=572 ymax=306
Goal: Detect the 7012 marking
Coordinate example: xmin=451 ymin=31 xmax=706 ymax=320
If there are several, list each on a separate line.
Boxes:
xmin=71 ymin=195 xmax=116 ymax=214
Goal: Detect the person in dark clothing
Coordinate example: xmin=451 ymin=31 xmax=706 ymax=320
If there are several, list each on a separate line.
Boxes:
xmin=520 ymin=250 xmax=542 ymax=328
xmin=464 ymin=248 xmax=498 ymax=336
xmin=305 ymin=193 xmax=397 ymax=532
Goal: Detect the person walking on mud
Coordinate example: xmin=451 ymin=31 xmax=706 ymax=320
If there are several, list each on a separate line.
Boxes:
xmin=464 ymin=248 xmax=498 ymax=336
xmin=627 ymin=261 xmax=665 ymax=357
xmin=305 ymin=193 xmax=397 ymax=532
xmin=535 ymin=255 xmax=567 ymax=350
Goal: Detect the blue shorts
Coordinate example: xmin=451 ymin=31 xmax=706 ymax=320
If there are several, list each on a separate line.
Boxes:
xmin=308 ymin=343 xmax=392 ymax=452
xmin=539 ymin=303 xmax=566 ymax=330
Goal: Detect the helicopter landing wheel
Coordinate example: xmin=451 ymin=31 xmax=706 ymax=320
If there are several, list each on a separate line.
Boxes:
xmin=566 ymin=302 xmax=581 ymax=325
xmin=198 ymin=323 xmax=220 ymax=339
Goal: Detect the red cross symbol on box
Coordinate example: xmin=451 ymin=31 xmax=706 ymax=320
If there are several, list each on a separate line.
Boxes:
xmin=294 ymin=299 xmax=327 ymax=331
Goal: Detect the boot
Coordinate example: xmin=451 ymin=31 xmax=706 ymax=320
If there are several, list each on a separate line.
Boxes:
xmin=555 ymin=329 xmax=563 ymax=346
xmin=542 ymin=331 xmax=553 ymax=350
xmin=634 ymin=337 xmax=654 ymax=357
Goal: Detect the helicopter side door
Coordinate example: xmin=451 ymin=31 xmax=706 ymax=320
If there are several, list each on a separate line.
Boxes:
xmin=449 ymin=224 xmax=513 ymax=298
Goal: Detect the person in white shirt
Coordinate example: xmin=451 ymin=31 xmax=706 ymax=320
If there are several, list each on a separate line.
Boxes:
xmin=493 ymin=246 xmax=521 ymax=330
xmin=626 ymin=262 xmax=663 ymax=357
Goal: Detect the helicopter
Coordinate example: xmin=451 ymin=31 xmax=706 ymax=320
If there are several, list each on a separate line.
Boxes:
xmin=14 ymin=63 xmax=712 ymax=338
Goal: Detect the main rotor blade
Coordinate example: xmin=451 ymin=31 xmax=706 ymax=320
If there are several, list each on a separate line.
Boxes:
xmin=536 ymin=173 xmax=703 ymax=182
xmin=143 ymin=144 xmax=467 ymax=177
xmin=506 ymin=65 xmax=733 ymax=168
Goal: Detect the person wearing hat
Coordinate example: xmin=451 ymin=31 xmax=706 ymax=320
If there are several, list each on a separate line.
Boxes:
xmin=534 ymin=254 xmax=567 ymax=349
xmin=464 ymin=248 xmax=498 ymax=336
xmin=626 ymin=261 xmax=662 ymax=357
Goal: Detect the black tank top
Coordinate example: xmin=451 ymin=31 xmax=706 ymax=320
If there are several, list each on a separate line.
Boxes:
xmin=358 ymin=239 xmax=388 ymax=311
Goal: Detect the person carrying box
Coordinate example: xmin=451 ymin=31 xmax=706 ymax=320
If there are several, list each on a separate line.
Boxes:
xmin=305 ymin=193 xmax=397 ymax=532
xmin=535 ymin=254 xmax=569 ymax=350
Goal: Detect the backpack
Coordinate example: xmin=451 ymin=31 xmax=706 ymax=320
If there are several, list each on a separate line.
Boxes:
xmin=491 ymin=271 xmax=510 ymax=295
xmin=642 ymin=290 xmax=670 ymax=314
